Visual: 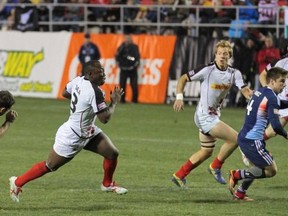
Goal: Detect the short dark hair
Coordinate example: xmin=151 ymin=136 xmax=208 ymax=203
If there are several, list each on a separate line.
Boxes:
xmin=83 ymin=60 xmax=101 ymax=76
xmin=0 ymin=90 xmax=15 ymax=109
xmin=266 ymin=67 xmax=288 ymax=83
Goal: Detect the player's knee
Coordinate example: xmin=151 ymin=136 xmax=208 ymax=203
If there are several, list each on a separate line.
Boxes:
xmin=201 ymin=147 xmax=214 ymax=158
xmin=45 ymin=162 xmax=59 ymax=172
xmin=112 ymin=149 xmax=119 ymax=158
xmin=266 ymin=168 xmax=277 ymax=177
xmin=106 ymin=149 xmax=119 ymax=160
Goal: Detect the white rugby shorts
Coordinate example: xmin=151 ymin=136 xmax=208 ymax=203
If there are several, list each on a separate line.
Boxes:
xmin=53 ymin=122 xmax=102 ymax=158
xmin=194 ymin=111 xmax=220 ymax=134
xmin=279 ymin=108 xmax=288 ymax=118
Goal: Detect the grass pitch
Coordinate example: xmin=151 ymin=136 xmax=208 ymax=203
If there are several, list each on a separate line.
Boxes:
xmin=0 ymin=97 xmax=287 ymax=215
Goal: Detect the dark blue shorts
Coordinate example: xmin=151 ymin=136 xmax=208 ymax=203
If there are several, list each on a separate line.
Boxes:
xmin=238 ymin=136 xmax=273 ymax=168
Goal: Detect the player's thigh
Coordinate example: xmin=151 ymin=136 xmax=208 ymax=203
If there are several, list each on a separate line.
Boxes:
xmin=199 ymin=131 xmax=217 ymax=149
xmin=194 ymin=112 xmax=219 ymax=134
xmin=279 ymin=108 xmax=288 ymax=124
xmin=54 ymin=124 xmax=86 ymax=158
xmin=84 ymin=132 xmax=119 ymax=159
xmin=209 ymin=120 xmax=237 ymax=143
xmin=239 ymin=139 xmax=273 ymax=168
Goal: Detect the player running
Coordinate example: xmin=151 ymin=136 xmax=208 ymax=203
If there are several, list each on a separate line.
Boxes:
xmin=241 ymin=42 xmax=288 ymax=166
xmin=9 ymin=60 xmax=127 ymax=202
xmin=172 ymin=40 xmax=253 ymax=188
xmin=229 ymin=67 xmax=288 ymax=201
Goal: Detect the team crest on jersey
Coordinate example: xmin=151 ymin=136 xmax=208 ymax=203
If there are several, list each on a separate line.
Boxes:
xmin=188 ymin=70 xmax=195 ymax=77
xmin=254 ymin=91 xmax=262 ymax=97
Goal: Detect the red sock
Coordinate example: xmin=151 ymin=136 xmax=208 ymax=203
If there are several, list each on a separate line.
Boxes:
xmin=234 ymin=170 xmax=241 ymax=180
xmin=102 ymin=158 xmax=117 ymax=187
xmin=175 ymin=160 xmax=196 ymax=179
xmin=210 ymin=157 xmax=224 ymax=169
xmin=15 ymin=161 xmax=50 ymax=187
xmin=235 ymin=190 xmax=245 ymax=199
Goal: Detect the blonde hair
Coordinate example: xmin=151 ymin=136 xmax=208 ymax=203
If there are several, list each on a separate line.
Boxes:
xmin=215 ymin=40 xmax=233 ymax=58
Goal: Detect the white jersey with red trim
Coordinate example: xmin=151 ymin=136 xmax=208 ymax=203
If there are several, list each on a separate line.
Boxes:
xmin=64 ymin=76 xmax=107 ymax=138
xmin=187 ymin=62 xmax=245 ymax=116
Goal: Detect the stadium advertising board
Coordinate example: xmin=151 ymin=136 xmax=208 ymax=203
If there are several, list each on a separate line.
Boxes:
xmin=59 ymin=33 xmax=176 ymax=104
xmin=0 ymin=32 xmax=175 ymax=103
xmin=0 ymin=31 xmax=71 ymax=98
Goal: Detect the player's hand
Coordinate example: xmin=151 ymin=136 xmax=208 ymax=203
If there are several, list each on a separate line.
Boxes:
xmin=6 ymin=110 xmax=18 ymax=123
xmin=173 ymin=100 xmax=184 ymax=112
xmin=110 ymin=86 xmax=124 ymax=104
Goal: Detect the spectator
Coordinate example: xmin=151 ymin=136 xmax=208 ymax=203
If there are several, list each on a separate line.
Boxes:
xmin=242 ymin=37 xmax=258 ymax=90
xmin=208 ymin=0 xmax=235 ymax=38
xmin=228 ymin=38 xmax=258 ymax=107
xmin=123 ymin=0 xmax=139 ymax=34
xmin=199 ymin=0 xmax=218 ymax=36
xmin=179 ymin=0 xmax=200 ymax=36
xmin=134 ymin=0 xmax=154 ymax=22
xmin=78 ymin=33 xmax=101 ymax=76
xmin=115 ymin=35 xmax=140 ymax=103
xmin=258 ymin=0 xmax=277 ymax=35
xmin=239 ymin=0 xmax=258 ymax=23
xmin=165 ymin=0 xmax=193 ymax=36
xmin=38 ymin=0 xmax=51 ymax=32
xmin=0 ymin=0 xmax=18 ymax=30
xmin=278 ymin=0 xmax=287 ymax=25
xmin=64 ymin=0 xmax=84 ymax=32
xmin=227 ymin=39 xmax=246 ymax=107
xmin=256 ymin=36 xmax=280 ymax=90
xmin=88 ymin=0 xmax=109 ymax=21
xmin=10 ymin=0 xmax=39 ymax=31
xmin=102 ymin=0 xmax=122 ymax=33
xmin=52 ymin=0 xmax=68 ymax=31
xmin=228 ymin=0 xmax=258 ymax=39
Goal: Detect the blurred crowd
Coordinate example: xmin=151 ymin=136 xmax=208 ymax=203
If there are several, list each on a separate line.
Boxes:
xmin=0 ymin=0 xmax=287 ymax=37
xmin=227 ymin=36 xmax=287 ymax=107
xmin=1 ymin=0 xmax=287 ymax=108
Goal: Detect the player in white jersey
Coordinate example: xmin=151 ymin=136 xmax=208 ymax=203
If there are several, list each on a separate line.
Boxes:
xmin=9 ymin=60 xmax=127 ymax=203
xmin=171 ymin=40 xmax=253 ymax=189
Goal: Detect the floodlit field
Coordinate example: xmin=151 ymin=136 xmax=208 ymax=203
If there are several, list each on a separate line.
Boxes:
xmin=0 ymin=97 xmax=287 ymax=216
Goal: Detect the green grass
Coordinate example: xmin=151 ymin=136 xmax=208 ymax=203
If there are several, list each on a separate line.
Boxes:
xmin=0 ymin=97 xmax=287 ymax=215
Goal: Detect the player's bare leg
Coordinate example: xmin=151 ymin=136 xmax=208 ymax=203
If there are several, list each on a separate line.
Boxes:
xmin=208 ymin=121 xmax=238 ymax=184
xmin=10 ymin=149 xmax=71 ymax=202
xmin=84 ymin=132 xmax=127 ymax=194
xmin=172 ymin=132 xmax=216 ymax=188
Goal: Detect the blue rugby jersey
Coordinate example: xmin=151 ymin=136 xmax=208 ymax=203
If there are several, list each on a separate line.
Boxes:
xmin=239 ymin=86 xmax=287 ymax=140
